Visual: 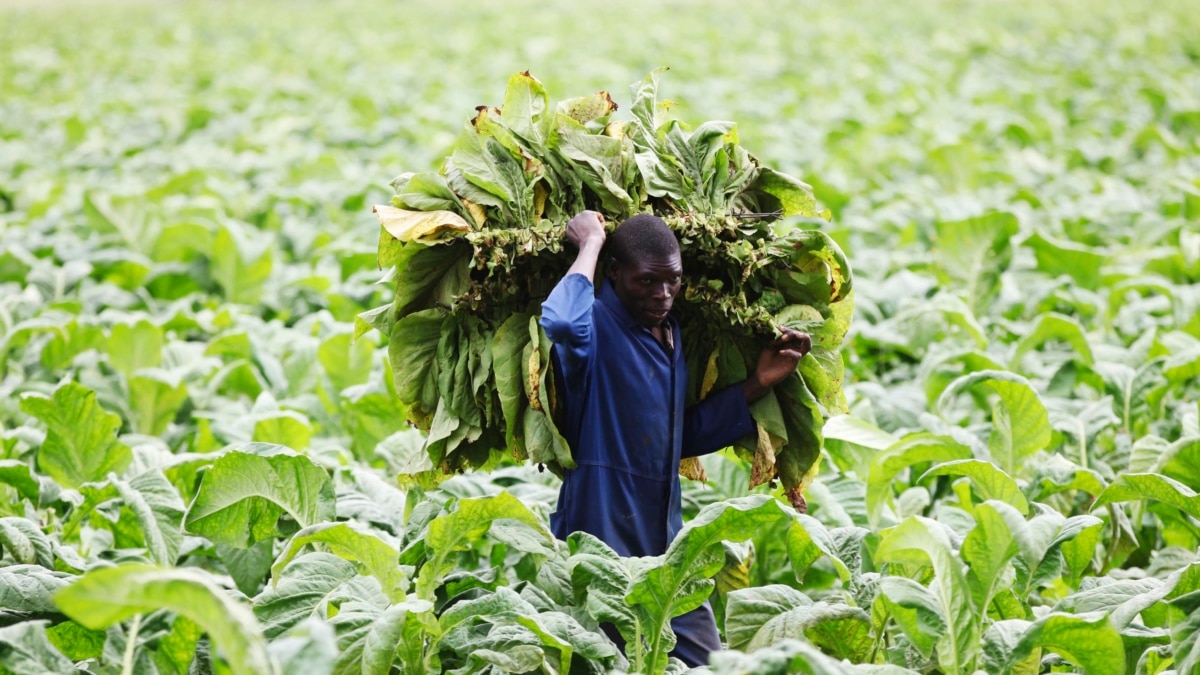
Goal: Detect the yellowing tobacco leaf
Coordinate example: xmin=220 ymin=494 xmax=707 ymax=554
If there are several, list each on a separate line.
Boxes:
xmin=373 ymin=205 xmax=471 ymax=244
xmin=679 ymin=457 xmax=707 ymax=482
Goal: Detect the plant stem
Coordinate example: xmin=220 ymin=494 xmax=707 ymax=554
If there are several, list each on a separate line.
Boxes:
xmin=121 ymin=613 xmax=142 ymax=675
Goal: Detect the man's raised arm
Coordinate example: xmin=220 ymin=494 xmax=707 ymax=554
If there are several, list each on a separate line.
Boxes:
xmin=540 ymin=211 xmax=606 ymax=360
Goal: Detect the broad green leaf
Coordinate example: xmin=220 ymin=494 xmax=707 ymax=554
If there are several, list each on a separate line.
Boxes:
xmin=211 ymin=222 xmax=273 ymax=305
xmin=112 ymin=470 xmax=186 ymax=566
xmin=152 ymin=616 xmax=205 ymax=675
xmin=272 ymin=522 xmax=405 ymax=602
xmin=1094 ymin=473 xmax=1200 ymax=520
xmin=129 ymin=370 xmax=188 ymax=436
xmin=1060 ymin=519 xmax=1104 ymax=587
xmin=387 ymin=242 xmax=470 ymax=320
xmin=724 ymin=583 xmax=872 ymax=660
xmin=1025 ymin=231 xmax=1106 ymax=291
xmin=516 ymin=610 xmax=622 ymax=670
xmin=20 ymin=382 xmax=132 ymax=489
xmin=936 ymin=370 xmax=1050 ymax=477
xmin=438 ymin=585 xmax=535 ymax=633
xmin=567 ymin=532 xmax=641 ymax=650
xmin=962 ymin=501 xmax=1021 ymax=613
xmin=1004 ymin=612 xmax=1124 ymax=675
xmin=1164 ymin=347 xmax=1200 ymax=386
xmin=492 ymin=312 xmax=533 ymax=455
xmin=724 ymin=584 xmax=814 ymax=651
xmin=0 ymin=565 xmax=73 ymax=613
xmin=266 ymin=617 xmax=337 ymax=675
xmin=417 ymin=491 xmax=552 ymax=598
xmin=933 ymin=212 xmax=1018 ymax=313
xmin=220 ymin=539 xmax=275 ymax=596
xmin=254 ymin=553 xmax=360 ymax=639
xmin=875 ymin=517 xmax=979 ymax=673
xmin=1152 ymin=437 xmax=1200 ymax=490
xmin=391 ymin=171 xmax=467 ymax=216
xmin=107 ymin=319 xmax=163 ymax=377
xmin=867 ymin=435 xmax=973 ymax=527
xmin=0 ymin=621 xmax=76 ymax=675
xmin=318 ymin=332 xmax=375 ymax=393
xmin=1172 ymin=591 xmax=1200 ymax=675
xmin=746 ymin=167 xmax=818 ymax=218
xmin=441 ymin=622 xmax=546 ymax=673
xmin=252 ymin=412 xmax=313 ymax=450
xmin=1052 ymin=578 xmax=1162 ymax=625
xmin=0 ymin=460 xmax=41 ymax=503
xmin=389 ymin=309 xmax=445 ymax=415
xmin=184 ymin=444 xmax=335 ymax=548
xmin=628 ymin=496 xmax=794 ymax=671
xmin=329 ymin=597 xmax=436 ymax=675
xmin=54 ymin=565 xmax=274 ymax=675
xmin=709 ymin=638 xmax=920 ymax=674
xmin=919 ymin=459 xmax=1030 ymax=514
xmin=980 ymin=619 xmax=1038 ymax=675
xmin=787 ymin=514 xmax=856 ymax=582
xmin=523 ymin=407 xmax=573 ymax=470
xmin=354 ymin=304 xmax=392 ymax=341
xmin=1010 ymin=313 xmax=1095 ymax=371
xmin=822 ymin=414 xmax=898 ymax=478
xmin=0 ymin=517 xmax=54 ymax=567
xmin=877 ymin=575 xmax=946 ymax=659
xmin=45 ymin=620 xmax=106 ymax=664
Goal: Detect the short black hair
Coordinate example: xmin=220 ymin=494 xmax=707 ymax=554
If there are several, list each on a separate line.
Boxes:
xmin=606 ymin=213 xmax=679 ymax=267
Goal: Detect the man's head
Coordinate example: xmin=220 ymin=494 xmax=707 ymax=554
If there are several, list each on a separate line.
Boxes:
xmin=606 ymin=214 xmax=682 ymax=328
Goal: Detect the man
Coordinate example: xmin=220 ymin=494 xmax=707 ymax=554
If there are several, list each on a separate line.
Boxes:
xmin=539 ymin=210 xmax=812 ymax=667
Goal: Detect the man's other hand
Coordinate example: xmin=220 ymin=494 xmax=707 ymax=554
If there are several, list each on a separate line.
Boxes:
xmin=566 ymin=210 xmax=606 ymax=250
xmin=743 ymin=327 xmax=812 ymax=402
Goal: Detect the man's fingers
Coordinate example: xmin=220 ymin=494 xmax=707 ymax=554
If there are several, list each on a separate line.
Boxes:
xmin=773 ymin=329 xmax=811 ymax=349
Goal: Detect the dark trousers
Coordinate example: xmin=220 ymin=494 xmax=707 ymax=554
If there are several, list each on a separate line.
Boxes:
xmin=602 ymin=601 xmax=723 ymax=668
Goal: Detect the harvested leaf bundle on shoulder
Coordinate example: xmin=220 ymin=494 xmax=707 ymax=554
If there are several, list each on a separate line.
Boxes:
xmin=362 ymin=70 xmax=853 ymax=508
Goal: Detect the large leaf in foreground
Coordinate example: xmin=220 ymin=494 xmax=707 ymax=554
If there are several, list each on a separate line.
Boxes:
xmin=627 ymin=496 xmax=794 ymax=672
xmin=724 ymin=584 xmax=870 ymax=657
xmin=416 ymin=491 xmax=552 ymax=598
xmin=329 ymin=597 xmax=436 ymax=675
xmin=875 ymin=517 xmax=979 ymax=673
xmin=54 ymin=565 xmax=274 ymax=675
xmin=1003 ymin=612 xmax=1124 ymax=675
xmin=184 ymin=444 xmax=335 ymax=548
xmin=254 ymin=553 xmax=360 ymax=639
xmin=271 ymin=522 xmax=405 ymax=602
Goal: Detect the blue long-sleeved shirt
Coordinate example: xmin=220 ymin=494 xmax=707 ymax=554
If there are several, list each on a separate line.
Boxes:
xmin=540 ymin=273 xmax=756 ymax=557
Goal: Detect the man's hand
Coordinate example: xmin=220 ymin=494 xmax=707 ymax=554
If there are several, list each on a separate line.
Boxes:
xmin=564 ymin=210 xmax=606 ymax=282
xmin=566 ymin=210 xmax=606 ymax=250
xmin=743 ymin=327 xmax=812 ymax=402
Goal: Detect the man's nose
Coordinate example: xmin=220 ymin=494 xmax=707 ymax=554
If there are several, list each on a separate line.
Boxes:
xmin=653 ymin=282 xmax=672 ymax=299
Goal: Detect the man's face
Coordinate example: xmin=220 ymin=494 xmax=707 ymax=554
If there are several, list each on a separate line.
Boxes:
xmin=610 ymin=252 xmax=683 ymax=328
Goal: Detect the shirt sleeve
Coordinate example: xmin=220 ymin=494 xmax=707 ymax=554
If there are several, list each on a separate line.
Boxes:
xmin=539 ymin=273 xmax=595 ymax=375
xmin=681 ymin=384 xmax=756 ymax=458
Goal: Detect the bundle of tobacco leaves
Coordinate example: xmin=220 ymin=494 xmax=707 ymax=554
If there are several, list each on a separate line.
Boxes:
xmin=361 ymin=70 xmax=853 ymax=508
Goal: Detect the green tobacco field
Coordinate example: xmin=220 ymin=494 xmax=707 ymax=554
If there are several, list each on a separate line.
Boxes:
xmin=2 ymin=1 xmax=1199 ymax=673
